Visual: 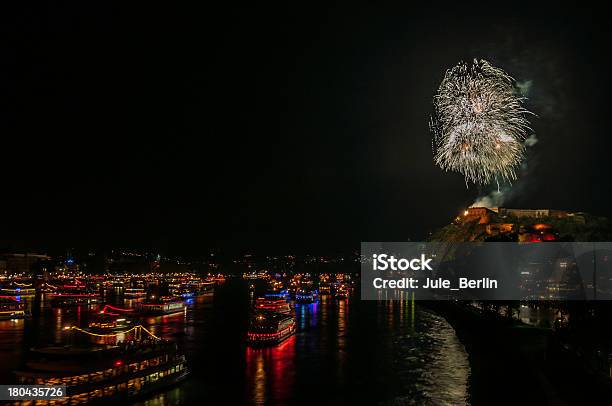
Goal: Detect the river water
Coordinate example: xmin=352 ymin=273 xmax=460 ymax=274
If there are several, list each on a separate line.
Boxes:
xmin=0 ymin=279 xmax=470 ymax=405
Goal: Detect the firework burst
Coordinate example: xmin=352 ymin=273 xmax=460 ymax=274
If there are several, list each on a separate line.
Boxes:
xmin=430 ymin=59 xmax=532 ymax=186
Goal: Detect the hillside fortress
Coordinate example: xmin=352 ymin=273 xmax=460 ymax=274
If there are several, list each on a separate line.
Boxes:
xmin=458 ymin=207 xmax=586 ymax=242
xmin=461 ymin=207 xmax=583 ymax=223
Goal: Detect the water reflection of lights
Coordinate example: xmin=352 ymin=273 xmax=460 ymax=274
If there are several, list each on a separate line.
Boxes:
xmin=387 ymin=300 xmax=394 ymax=329
xmin=246 ymin=335 xmax=296 ymax=405
xmin=54 ymin=308 xmax=63 ymax=342
xmin=0 ymin=319 xmax=24 ymax=328
xmin=253 ymin=352 xmax=266 ymax=405
xmin=337 ymin=299 xmax=346 ymax=343
xmin=310 ymin=302 xmax=318 ymax=327
xmin=299 ymin=304 xmax=306 ymax=329
xmin=335 ymin=298 xmax=348 ymax=378
xmin=411 ymin=292 xmax=415 ymax=330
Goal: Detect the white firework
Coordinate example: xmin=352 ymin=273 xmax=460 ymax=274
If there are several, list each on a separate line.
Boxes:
xmin=430 ymin=59 xmax=532 ymax=186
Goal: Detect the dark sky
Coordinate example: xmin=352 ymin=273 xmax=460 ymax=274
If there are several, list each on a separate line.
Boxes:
xmin=1 ymin=4 xmax=611 ymax=255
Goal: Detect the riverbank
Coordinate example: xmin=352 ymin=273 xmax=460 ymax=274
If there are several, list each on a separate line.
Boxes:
xmin=424 ymin=302 xmax=558 ymax=405
xmin=427 ymin=301 xmax=612 ymax=405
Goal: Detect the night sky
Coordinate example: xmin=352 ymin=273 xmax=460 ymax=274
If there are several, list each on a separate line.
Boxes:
xmin=1 ymin=4 xmax=611 ymax=255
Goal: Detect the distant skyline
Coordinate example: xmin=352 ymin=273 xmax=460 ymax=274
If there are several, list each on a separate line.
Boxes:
xmin=1 ymin=4 xmax=611 ymax=255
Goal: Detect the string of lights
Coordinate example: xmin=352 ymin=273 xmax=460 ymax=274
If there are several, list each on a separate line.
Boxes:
xmin=101 ymin=304 xmax=134 ymax=313
xmin=138 ymin=325 xmax=161 ymax=340
xmin=65 ymin=325 xmax=161 ymax=340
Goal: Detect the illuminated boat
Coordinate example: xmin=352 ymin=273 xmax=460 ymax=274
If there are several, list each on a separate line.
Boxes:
xmin=295 ymin=289 xmax=317 ymax=304
xmin=264 ymin=289 xmax=289 ymax=299
xmin=0 ymin=296 xmax=28 ymax=320
xmin=265 ymin=280 xmax=289 ymax=299
xmin=50 ymin=284 xmax=100 ymax=307
xmin=135 ymin=297 xmax=185 ymax=316
xmin=171 ymin=281 xmax=214 ymax=298
xmin=247 ymin=311 xmax=296 ymax=347
xmin=39 ymin=282 xmax=58 ymax=293
xmin=243 ymin=272 xmax=259 ymax=280
xmin=178 ymin=289 xmax=196 ymax=299
xmin=318 ymin=284 xmax=331 ymax=295
xmin=88 ymin=314 xmax=133 ymax=333
xmin=124 ymin=288 xmax=146 ymax=299
xmin=15 ymin=339 xmax=188 ymax=404
xmin=1 ymin=282 xmax=36 ymax=296
xmin=254 ymin=297 xmax=292 ymax=314
xmin=334 ymin=285 xmax=350 ymax=299
xmin=196 ymin=281 xmax=215 ymax=295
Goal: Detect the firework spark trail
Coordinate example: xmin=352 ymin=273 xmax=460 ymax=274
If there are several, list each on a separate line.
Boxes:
xmin=430 ymin=59 xmax=532 ymax=186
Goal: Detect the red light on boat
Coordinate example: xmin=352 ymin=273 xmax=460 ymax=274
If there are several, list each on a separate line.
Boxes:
xmin=114 ymin=360 xmax=123 ymax=367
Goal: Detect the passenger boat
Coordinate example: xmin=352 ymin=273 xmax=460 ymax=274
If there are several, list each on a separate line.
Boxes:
xmin=295 ymin=289 xmax=317 ymax=304
xmin=265 ymin=280 xmax=289 ymax=299
xmin=88 ymin=314 xmax=133 ymax=333
xmin=334 ymin=285 xmax=350 ymax=299
xmin=14 ymin=338 xmax=188 ymax=404
xmin=0 ymin=296 xmax=28 ymax=320
xmin=171 ymin=280 xmax=214 ymax=298
xmin=247 ymin=311 xmax=296 ymax=347
xmin=318 ymin=284 xmax=331 ymax=295
xmin=135 ymin=297 xmax=185 ymax=316
xmin=177 ymin=288 xmax=196 ymax=299
xmin=263 ymin=289 xmax=289 ymax=299
xmin=50 ymin=283 xmax=100 ymax=307
xmin=212 ymin=274 xmax=226 ymax=283
xmin=254 ymin=297 xmax=292 ymax=314
xmin=243 ymin=272 xmax=259 ymax=280
xmin=39 ymin=282 xmax=58 ymax=293
xmin=197 ymin=280 xmax=215 ymax=295
xmin=1 ymin=282 xmax=36 ymax=296
xmin=124 ymin=288 xmax=146 ymax=299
